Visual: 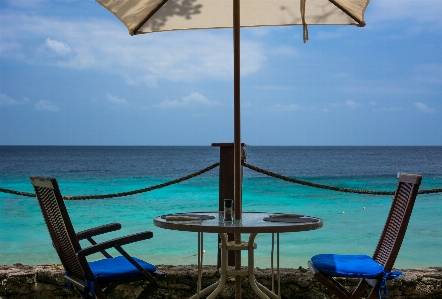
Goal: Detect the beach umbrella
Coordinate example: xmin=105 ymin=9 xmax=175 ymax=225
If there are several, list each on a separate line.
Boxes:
xmin=95 ymin=0 xmax=369 ymax=218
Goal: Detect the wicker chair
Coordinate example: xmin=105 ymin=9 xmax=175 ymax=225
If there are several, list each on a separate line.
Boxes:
xmin=308 ymin=173 xmax=422 ymax=299
xmin=31 ymin=176 xmax=163 ymax=299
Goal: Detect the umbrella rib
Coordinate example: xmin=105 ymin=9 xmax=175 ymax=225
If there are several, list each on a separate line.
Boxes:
xmin=328 ymin=0 xmax=368 ymax=27
xmin=132 ymin=0 xmax=170 ymax=35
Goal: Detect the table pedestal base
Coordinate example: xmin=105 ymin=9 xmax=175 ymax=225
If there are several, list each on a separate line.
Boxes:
xmin=190 ymin=232 xmax=280 ymax=299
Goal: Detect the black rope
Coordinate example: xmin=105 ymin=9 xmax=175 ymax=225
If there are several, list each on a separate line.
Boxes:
xmin=64 ymin=162 xmax=220 ymax=200
xmin=0 ymin=188 xmax=34 ymax=198
xmin=2 ymin=161 xmax=441 ymax=199
xmin=242 ymin=162 xmax=442 ymax=195
xmin=0 ymin=163 xmax=220 ymax=200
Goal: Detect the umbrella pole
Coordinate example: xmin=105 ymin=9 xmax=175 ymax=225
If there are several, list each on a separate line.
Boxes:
xmin=233 ymin=0 xmax=241 ymax=298
xmin=233 ymin=0 xmax=241 ymax=219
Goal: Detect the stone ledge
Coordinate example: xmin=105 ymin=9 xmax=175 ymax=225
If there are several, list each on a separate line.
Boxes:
xmin=0 ymin=264 xmax=441 ymax=299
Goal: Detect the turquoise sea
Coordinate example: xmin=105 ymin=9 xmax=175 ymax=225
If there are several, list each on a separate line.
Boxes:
xmin=1 ymin=146 xmax=441 ymax=269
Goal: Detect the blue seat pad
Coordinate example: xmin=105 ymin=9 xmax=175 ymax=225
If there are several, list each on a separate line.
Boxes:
xmin=311 ymin=254 xmax=384 ymax=278
xmin=89 ymin=256 xmax=156 ymax=283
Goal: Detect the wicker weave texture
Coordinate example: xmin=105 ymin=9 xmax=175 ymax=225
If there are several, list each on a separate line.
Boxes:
xmin=35 ymin=184 xmax=84 ymax=278
xmin=373 ymin=176 xmax=419 ymax=270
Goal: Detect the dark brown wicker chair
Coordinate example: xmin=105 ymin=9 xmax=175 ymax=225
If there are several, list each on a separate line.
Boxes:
xmin=308 ymin=173 xmax=422 ymax=299
xmin=30 ymin=176 xmax=163 ymax=299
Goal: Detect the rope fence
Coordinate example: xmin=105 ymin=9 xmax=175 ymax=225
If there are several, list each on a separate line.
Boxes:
xmin=0 ymin=188 xmax=35 ymax=198
xmin=0 ymin=163 xmax=220 ymax=200
xmin=1 ymin=162 xmax=441 ymax=199
xmin=243 ymin=162 xmax=442 ymax=195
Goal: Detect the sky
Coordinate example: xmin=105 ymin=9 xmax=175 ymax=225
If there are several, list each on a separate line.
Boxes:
xmin=0 ymin=0 xmax=441 ymax=146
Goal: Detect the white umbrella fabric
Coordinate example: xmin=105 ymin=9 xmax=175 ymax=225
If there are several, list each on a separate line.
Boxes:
xmin=97 ymin=0 xmax=368 ymax=36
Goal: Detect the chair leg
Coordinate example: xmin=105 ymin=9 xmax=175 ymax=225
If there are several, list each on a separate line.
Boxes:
xmin=313 ymin=272 xmax=352 ymax=299
xmin=92 ymin=287 xmax=108 ymax=299
xmin=350 ymin=279 xmax=369 ymax=299
xmin=366 ymin=283 xmax=381 ymax=299
xmin=102 ymin=284 xmax=118 ymax=295
xmin=73 ymin=287 xmax=88 ymax=299
xmin=75 ymin=286 xmax=108 ymax=299
xmin=309 ymin=260 xmax=351 ymax=299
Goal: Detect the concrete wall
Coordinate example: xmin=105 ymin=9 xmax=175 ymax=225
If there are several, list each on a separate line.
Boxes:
xmin=1 ymin=264 xmax=441 ymax=299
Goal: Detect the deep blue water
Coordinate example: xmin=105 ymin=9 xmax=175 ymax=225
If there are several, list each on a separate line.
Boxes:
xmin=1 ymin=146 xmax=441 ymax=268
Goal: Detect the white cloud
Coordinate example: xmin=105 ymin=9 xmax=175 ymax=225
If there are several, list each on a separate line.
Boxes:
xmin=369 ymin=101 xmax=402 ymax=112
xmin=0 ymin=13 xmax=266 ymax=85
xmin=242 ymin=102 xmax=252 ymax=109
xmin=0 ymin=94 xmax=29 ymax=106
xmin=35 ymin=100 xmax=60 ymax=112
xmin=269 ymin=46 xmax=297 ymax=57
xmin=155 ymin=92 xmax=217 ymax=108
xmin=123 ymin=74 xmax=158 ymax=88
xmin=329 ymin=100 xmax=360 ymax=110
xmin=0 ymin=41 xmax=25 ymax=60
xmin=414 ymin=102 xmax=436 ymax=113
xmin=106 ymin=93 xmax=128 ymax=105
xmin=345 ymin=100 xmax=360 ymax=109
xmin=256 ymin=85 xmax=289 ymax=90
xmin=269 ymin=104 xmax=299 ymax=112
xmin=241 ymin=41 xmax=267 ymax=75
xmin=372 ymin=107 xmax=403 ymax=112
xmin=45 ymin=38 xmax=73 ymax=55
xmin=5 ymin=0 xmax=46 ymax=9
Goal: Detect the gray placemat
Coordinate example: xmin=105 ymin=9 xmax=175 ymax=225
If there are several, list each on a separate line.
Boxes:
xmin=161 ymin=213 xmax=215 ymax=220
xmin=263 ymin=216 xmax=319 ymax=223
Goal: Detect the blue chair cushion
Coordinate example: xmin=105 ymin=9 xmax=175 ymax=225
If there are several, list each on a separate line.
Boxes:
xmin=89 ymin=256 xmax=156 ymax=283
xmin=311 ymin=254 xmax=384 ymax=278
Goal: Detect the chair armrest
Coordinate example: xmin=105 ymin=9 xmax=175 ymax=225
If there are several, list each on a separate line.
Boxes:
xmin=77 ymin=231 xmax=153 ymax=257
xmin=76 ymin=223 xmax=122 ymax=240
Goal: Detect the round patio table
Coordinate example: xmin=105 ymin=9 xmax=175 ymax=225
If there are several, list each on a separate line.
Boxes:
xmin=154 ymin=212 xmax=323 ymax=299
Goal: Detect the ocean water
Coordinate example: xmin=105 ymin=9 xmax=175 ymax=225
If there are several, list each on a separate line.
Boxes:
xmin=1 ymin=146 xmax=441 ymax=269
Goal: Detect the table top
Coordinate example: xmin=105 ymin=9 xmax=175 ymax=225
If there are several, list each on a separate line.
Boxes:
xmin=153 ymin=212 xmax=323 ymax=234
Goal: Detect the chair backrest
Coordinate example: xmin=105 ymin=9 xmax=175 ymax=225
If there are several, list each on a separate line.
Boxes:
xmin=31 ymin=176 xmax=87 ymax=279
xmin=372 ymin=173 xmax=422 ymax=271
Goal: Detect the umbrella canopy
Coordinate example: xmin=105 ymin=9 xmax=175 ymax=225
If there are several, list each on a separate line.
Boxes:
xmin=96 ymin=0 xmax=370 ymax=220
xmin=97 ymin=0 xmax=368 ymax=35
